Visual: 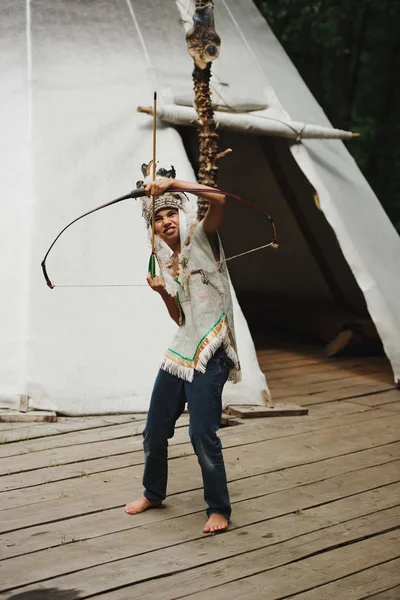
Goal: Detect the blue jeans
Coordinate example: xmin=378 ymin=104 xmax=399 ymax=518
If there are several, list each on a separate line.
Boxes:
xmin=142 ymin=348 xmax=232 ymax=519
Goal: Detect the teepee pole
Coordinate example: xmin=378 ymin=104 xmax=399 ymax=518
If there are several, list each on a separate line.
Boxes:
xmin=186 ymin=0 xmax=228 ymax=221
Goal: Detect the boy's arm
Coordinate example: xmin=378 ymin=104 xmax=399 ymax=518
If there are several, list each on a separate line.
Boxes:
xmin=144 ymin=178 xmax=226 ymax=235
xmin=147 ymin=274 xmax=181 ymax=325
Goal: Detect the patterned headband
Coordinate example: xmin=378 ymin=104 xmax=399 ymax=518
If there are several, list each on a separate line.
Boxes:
xmin=137 ymin=161 xmax=187 ymax=227
xmin=141 ymin=193 xmax=184 ymax=226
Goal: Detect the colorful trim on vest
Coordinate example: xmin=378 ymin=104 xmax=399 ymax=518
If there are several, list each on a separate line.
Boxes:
xmin=160 ymin=313 xmax=241 ymax=383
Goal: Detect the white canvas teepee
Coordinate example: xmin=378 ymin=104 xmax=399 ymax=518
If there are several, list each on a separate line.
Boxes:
xmin=1 ymin=0 xmax=399 ymax=416
xmin=0 ymin=0 xmax=269 ymax=414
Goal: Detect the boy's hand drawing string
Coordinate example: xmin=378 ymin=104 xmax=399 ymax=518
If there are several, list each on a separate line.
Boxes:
xmin=41 ymin=188 xmax=278 ymax=289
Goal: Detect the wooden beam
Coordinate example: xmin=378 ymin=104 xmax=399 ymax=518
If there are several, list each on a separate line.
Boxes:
xmin=225 ymin=404 xmax=308 ymax=418
xmin=0 ymin=411 xmax=57 ymax=423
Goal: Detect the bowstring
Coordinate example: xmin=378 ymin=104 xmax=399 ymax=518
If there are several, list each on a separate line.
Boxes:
xmin=54 ymin=284 xmax=149 ymax=288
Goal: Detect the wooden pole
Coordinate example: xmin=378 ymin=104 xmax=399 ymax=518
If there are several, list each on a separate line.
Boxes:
xmin=186 ymin=1 xmax=223 ymax=221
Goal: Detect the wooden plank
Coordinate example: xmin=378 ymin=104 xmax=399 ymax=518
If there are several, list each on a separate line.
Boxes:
xmin=97 ymin=528 xmax=400 ymax=600
xmin=0 ymin=398 xmax=370 ymax=466
xmin=271 ymin=381 xmax=394 ymax=400
xmin=380 ymin=402 xmax=400 ymax=413
xmin=258 ymin=352 xmax=387 ymax=365
xmin=0 ymin=409 xmax=375 ymax=491
xmin=0 ymin=414 xmax=148 ymax=446
xmin=285 ymin=383 xmax=397 ymax=406
xmin=287 ymin=566 xmax=400 ymax=600
xmin=259 ymin=345 xmax=394 ymax=409
xmin=0 ymin=415 xmax=188 ymax=460
xmin=0 ymin=412 xmax=399 ymax=533
xmin=264 ymin=359 xmax=390 ymax=381
xmin=226 ymin=404 xmax=308 ymax=417
xmin=0 ymin=411 xmax=57 ymax=423
xmin=271 ymin=377 xmax=394 ymax=400
xmin=258 ymin=356 xmax=326 ymax=370
xmin=257 ymin=355 xmax=386 ymax=374
xmin=256 ymin=345 xmax=319 ymax=358
xmin=364 ymin=587 xmax=400 ymax=599
xmin=0 ymin=424 xmax=167 ymax=475
xmin=267 ymin=356 xmax=390 ymax=375
xmin=1 ymin=503 xmax=398 ymax=598
xmin=269 ymin=373 xmax=391 ymax=397
xmin=0 ymin=401 xmax=370 ymax=476
xmin=344 ymin=389 xmax=400 ymax=408
xmin=221 ymin=406 xmax=393 ymax=441
xmin=264 ymin=355 xmax=390 ymax=375
xmin=2 ymin=493 xmax=399 ymax=592
xmin=0 ymin=423 xmax=36 ymax=438
xmin=169 ymin=533 xmax=400 ymax=600
xmin=7 ymin=481 xmax=398 ymax=588
xmin=3 ymin=441 xmax=399 ymax=560
xmin=269 ymin=365 xmax=393 ymax=389
xmin=0 ymin=398 xmax=340 ymax=457
xmin=0 ymin=418 xmax=149 ymax=453
xmin=0 ymin=407 xmax=394 ymax=491
xmin=2 ymin=413 xmax=398 ymax=506
xmin=251 ymin=400 xmax=372 ymax=426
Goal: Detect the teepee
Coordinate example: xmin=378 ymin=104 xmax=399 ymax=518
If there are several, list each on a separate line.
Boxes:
xmin=1 ymin=0 xmax=399 ymax=415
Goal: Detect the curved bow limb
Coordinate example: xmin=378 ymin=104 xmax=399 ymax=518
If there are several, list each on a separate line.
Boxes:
xmin=41 ymin=188 xmax=147 ymax=289
xmin=41 ymin=186 xmax=278 ymax=289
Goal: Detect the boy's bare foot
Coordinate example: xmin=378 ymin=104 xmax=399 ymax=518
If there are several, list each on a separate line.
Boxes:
xmin=203 ymin=514 xmax=229 ymax=534
xmin=124 ymin=496 xmax=161 ymax=515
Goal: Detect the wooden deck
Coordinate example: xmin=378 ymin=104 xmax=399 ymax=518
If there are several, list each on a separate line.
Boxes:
xmin=0 ymin=339 xmax=399 ymax=599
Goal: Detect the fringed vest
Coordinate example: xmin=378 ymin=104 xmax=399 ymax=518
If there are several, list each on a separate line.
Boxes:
xmin=160 ymin=222 xmax=241 ymax=383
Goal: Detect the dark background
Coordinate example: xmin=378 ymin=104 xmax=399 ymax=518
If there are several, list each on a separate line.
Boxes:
xmin=254 ymin=0 xmax=400 ymax=233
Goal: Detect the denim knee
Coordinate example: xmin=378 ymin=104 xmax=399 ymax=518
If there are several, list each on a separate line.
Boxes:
xmin=190 ymin=429 xmax=222 ymax=468
xmin=143 ymin=427 xmax=168 ymax=453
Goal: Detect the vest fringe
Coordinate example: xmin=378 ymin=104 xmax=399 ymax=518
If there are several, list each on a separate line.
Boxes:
xmin=160 ymin=318 xmax=241 ymax=383
xmin=159 ymin=357 xmax=194 ymax=382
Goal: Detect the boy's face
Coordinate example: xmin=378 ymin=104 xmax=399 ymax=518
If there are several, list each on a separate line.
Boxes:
xmin=154 ymin=208 xmax=180 ymax=247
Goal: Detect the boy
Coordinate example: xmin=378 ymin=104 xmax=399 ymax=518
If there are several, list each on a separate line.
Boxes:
xmin=125 ymin=165 xmax=240 ymax=533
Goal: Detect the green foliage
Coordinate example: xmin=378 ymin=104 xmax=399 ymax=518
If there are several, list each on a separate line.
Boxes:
xmin=254 ymin=0 xmax=400 ymax=232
